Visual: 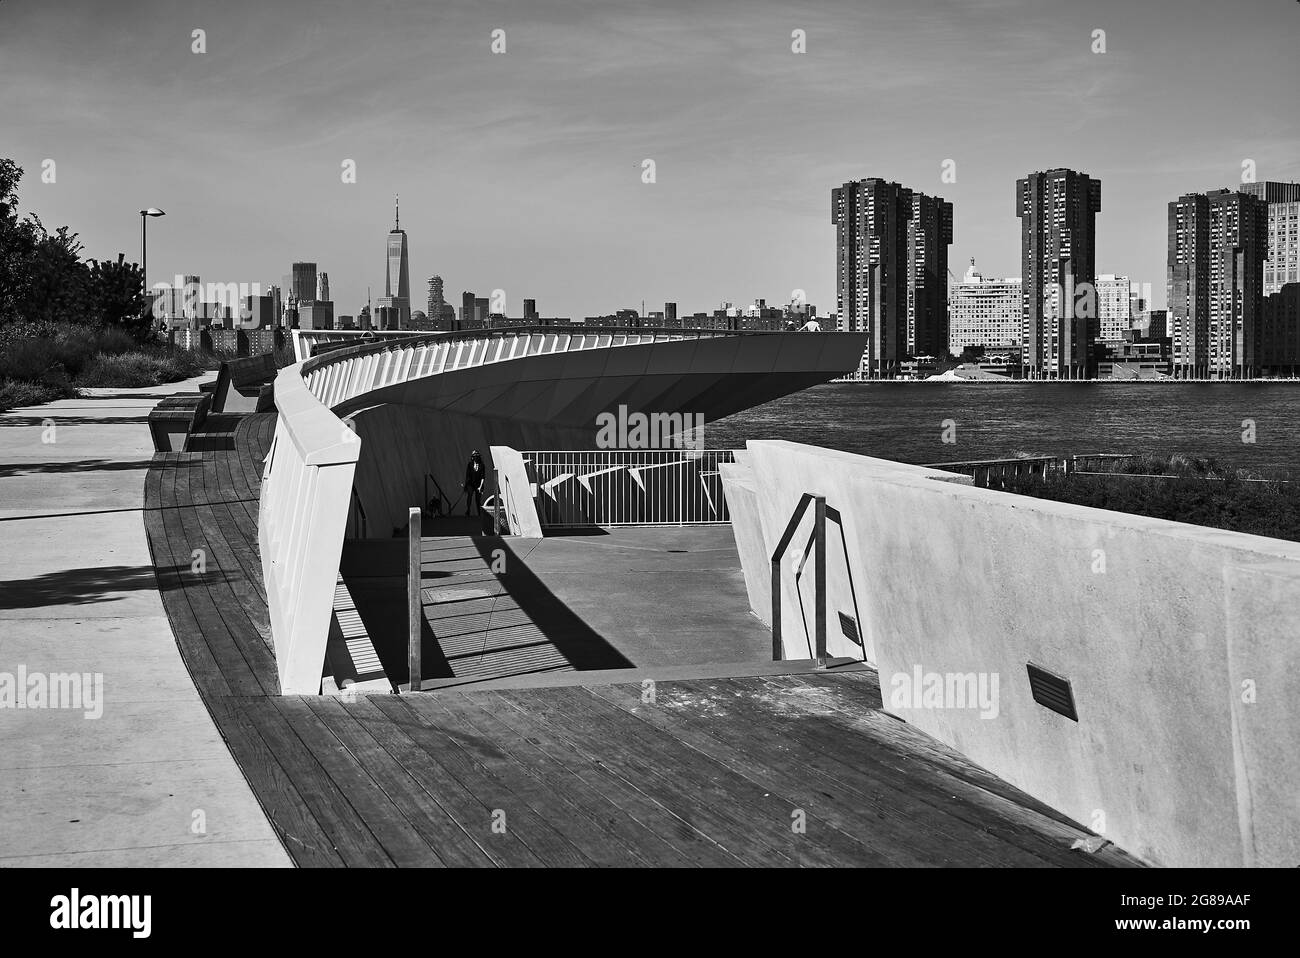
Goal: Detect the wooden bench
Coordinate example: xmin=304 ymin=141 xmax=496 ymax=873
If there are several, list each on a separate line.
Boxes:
xmin=147 ymin=393 xmax=211 ymax=452
xmin=212 ymin=353 xmax=279 ymax=414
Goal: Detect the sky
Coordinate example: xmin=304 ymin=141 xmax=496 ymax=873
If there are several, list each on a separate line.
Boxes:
xmin=2 ymin=0 xmax=1297 ymax=317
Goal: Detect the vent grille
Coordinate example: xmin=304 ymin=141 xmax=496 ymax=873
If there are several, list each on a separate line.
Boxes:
xmin=837 ymin=611 xmax=862 ymax=647
xmin=1027 ymin=663 xmax=1078 ymax=722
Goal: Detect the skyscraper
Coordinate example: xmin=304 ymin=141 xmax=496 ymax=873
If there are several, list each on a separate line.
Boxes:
xmin=907 ymin=191 xmax=954 ymax=357
xmin=460 ymin=291 xmax=475 ymax=329
xmin=1168 ymin=189 xmax=1269 ymax=378
xmin=427 ymin=275 xmax=444 ymax=318
xmin=1241 ymin=182 xmax=1300 ymax=295
xmin=833 ymin=178 xmax=913 ymax=378
xmin=316 ymin=272 xmax=330 ymax=303
xmin=375 ymin=196 xmax=411 ymax=328
xmin=291 ymin=262 xmax=317 ymax=306
xmin=1017 ymin=168 xmax=1102 ymax=379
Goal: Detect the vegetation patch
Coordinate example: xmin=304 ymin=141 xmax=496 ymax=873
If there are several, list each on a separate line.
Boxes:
xmin=997 ymin=455 xmax=1300 ymax=543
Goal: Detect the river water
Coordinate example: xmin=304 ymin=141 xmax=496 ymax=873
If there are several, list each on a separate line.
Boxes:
xmin=707 ymin=383 xmax=1300 ymax=472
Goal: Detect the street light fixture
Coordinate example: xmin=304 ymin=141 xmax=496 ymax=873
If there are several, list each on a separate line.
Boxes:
xmin=139 ymin=208 xmax=165 ymax=326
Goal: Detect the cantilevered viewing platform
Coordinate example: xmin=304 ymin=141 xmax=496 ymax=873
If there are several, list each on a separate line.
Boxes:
xmin=138 ymin=411 xmax=1138 ymax=865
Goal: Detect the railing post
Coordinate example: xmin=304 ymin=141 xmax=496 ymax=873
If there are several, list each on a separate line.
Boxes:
xmin=771 ymin=554 xmax=782 ymax=661
xmin=814 ymin=494 xmax=827 ymax=668
xmin=407 ymin=506 xmax=422 ymax=692
xmin=494 ymin=468 xmax=502 ymax=534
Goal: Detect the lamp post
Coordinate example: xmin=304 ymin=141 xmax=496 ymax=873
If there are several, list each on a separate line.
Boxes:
xmin=139 ymin=208 xmax=165 ymax=326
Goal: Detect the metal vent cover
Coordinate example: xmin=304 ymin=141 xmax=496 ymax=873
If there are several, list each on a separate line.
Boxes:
xmin=1026 ymin=663 xmax=1078 ymax=721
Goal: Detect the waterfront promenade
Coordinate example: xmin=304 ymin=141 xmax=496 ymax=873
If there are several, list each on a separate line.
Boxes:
xmin=0 ymin=377 xmax=288 ymax=867
xmin=1 ymin=376 xmax=1146 ymax=868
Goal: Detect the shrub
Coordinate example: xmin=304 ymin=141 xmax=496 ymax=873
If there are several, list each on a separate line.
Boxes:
xmin=998 ymin=458 xmax=1300 ymax=543
xmin=77 ymin=349 xmax=207 ymax=388
xmin=0 ymin=335 xmax=65 ymax=384
xmin=0 ymin=377 xmax=74 ymax=411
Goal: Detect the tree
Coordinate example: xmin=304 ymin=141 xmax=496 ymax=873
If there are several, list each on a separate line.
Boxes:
xmin=86 ymin=254 xmax=149 ymax=341
xmin=0 ymin=159 xmax=90 ymax=326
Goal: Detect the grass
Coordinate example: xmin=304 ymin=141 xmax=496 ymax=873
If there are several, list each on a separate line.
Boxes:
xmin=997 ymin=455 xmax=1300 ymax=542
xmin=0 ymin=377 xmax=75 ymax=409
xmin=0 ymin=320 xmax=223 ymax=410
xmin=77 ymin=350 xmax=210 ymax=388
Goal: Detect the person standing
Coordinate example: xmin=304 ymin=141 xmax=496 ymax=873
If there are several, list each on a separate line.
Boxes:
xmin=463 ymin=450 xmax=486 ymax=517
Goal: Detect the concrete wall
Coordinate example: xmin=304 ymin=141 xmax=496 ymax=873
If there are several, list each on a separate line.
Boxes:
xmin=725 ymin=439 xmax=1300 ymax=867
xmin=490 ymin=444 xmax=543 ymax=538
xmin=346 ymin=403 xmax=596 ymax=538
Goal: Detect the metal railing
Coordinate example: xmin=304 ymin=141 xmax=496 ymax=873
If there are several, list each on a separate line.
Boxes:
xmin=924 ymin=454 xmax=1137 ymax=489
xmin=424 ymin=472 xmax=453 ymax=516
xmin=524 ymin=449 xmax=738 ymax=527
xmin=349 ymin=487 xmax=368 ymax=539
xmin=770 ymin=493 xmax=828 ymax=667
xmin=296 ymin=325 xmax=773 ymax=412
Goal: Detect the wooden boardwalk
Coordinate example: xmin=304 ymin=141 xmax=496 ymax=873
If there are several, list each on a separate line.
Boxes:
xmin=142 ymin=414 xmax=1142 ymax=867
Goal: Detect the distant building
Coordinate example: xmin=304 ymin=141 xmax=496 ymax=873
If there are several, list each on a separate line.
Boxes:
xmin=523 ymin=298 xmax=538 ymax=321
xmin=1168 ymin=189 xmax=1269 ymax=377
xmin=316 ymin=272 xmax=330 ymax=303
xmin=373 ymin=305 xmax=400 ymax=331
xmin=834 ymin=178 xmax=950 ymax=376
xmin=1097 ymin=274 xmax=1146 ymax=341
xmin=947 ymin=259 xmax=1021 ymax=353
xmin=665 ymin=302 xmax=678 ymax=326
xmin=426 ymin=275 xmax=445 ymax=319
xmin=299 ymin=301 xmax=335 ymax=330
xmin=337 ymin=314 xmax=355 ymax=330
xmin=241 ymin=294 xmax=277 ymax=329
xmin=291 ymin=263 xmax=317 ymax=306
xmin=376 ymin=196 xmax=411 ymax=327
xmin=1017 ymin=168 xmax=1102 ymax=379
xmin=907 ymin=190 xmax=954 ymax=357
xmin=1240 ymin=182 xmax=1300 ymax=296
xmin=1261 ymin=284 xmax=1300 ymax=377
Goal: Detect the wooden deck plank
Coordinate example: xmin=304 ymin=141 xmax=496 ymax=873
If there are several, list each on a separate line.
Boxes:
xmin=583 ymin=681 xmax=924 ymax=867
xmin=166 ymin=457 xmax=267 ymax=696
xmin=267 ymin=698 xmax=446 ymax=867
xmin=304 ymin=696 xmax=502 ymax=868
xmin=239 ymin=698 xmax=395 ymax=867
xmin=677 ymin=677 xmax=1086 ymax=867
xmin=551 ymin=683 xmax=905 ymax=866
xmin=492 ymin=685 xmax=817 ymax=866
xmin=337 ymin=696 xmax=540 ymax=867
xmin=754 ymin=673 xmax=1140 ymax=868
xmin=416 ymin=692 xmax=669 ymax=867
xmin=204 ymin=697 xmax=345 ymax=868
xmin=438 ymin=690 xmax=721 ymax=867
xmin=370 ymin=694 xmax=594 ymax=867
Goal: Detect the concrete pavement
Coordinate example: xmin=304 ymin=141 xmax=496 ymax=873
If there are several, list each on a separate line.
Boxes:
xmin=0 ymin=377 xmax=290 ymax=867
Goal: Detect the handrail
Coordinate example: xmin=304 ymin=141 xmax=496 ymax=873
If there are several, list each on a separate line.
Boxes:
xmin=350 ymin=487 xmax=368 ymax=539
xmin=297 ymin=325 xmax=782 ymax=378
xmin=769 ymin=492 xmax=827 ymax=667
xmin=424 ymin=472 xmax=451 ymax=516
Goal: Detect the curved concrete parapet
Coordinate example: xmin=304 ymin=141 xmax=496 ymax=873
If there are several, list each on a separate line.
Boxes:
xmin=261 ymin=326 xmax=869 ymax=694
xmin=259 ymin=360 xmax=361 ymax=694
xmin=723 ymin=439 xmax=1300 ymax=867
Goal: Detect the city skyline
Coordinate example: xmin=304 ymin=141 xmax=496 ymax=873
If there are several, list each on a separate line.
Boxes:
xmin=2 ymin=0 xmax=1297 ymax=321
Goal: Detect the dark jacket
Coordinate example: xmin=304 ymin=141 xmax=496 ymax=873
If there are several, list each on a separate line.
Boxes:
xmin=464 ymin=458 xmax=485 ymax=491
